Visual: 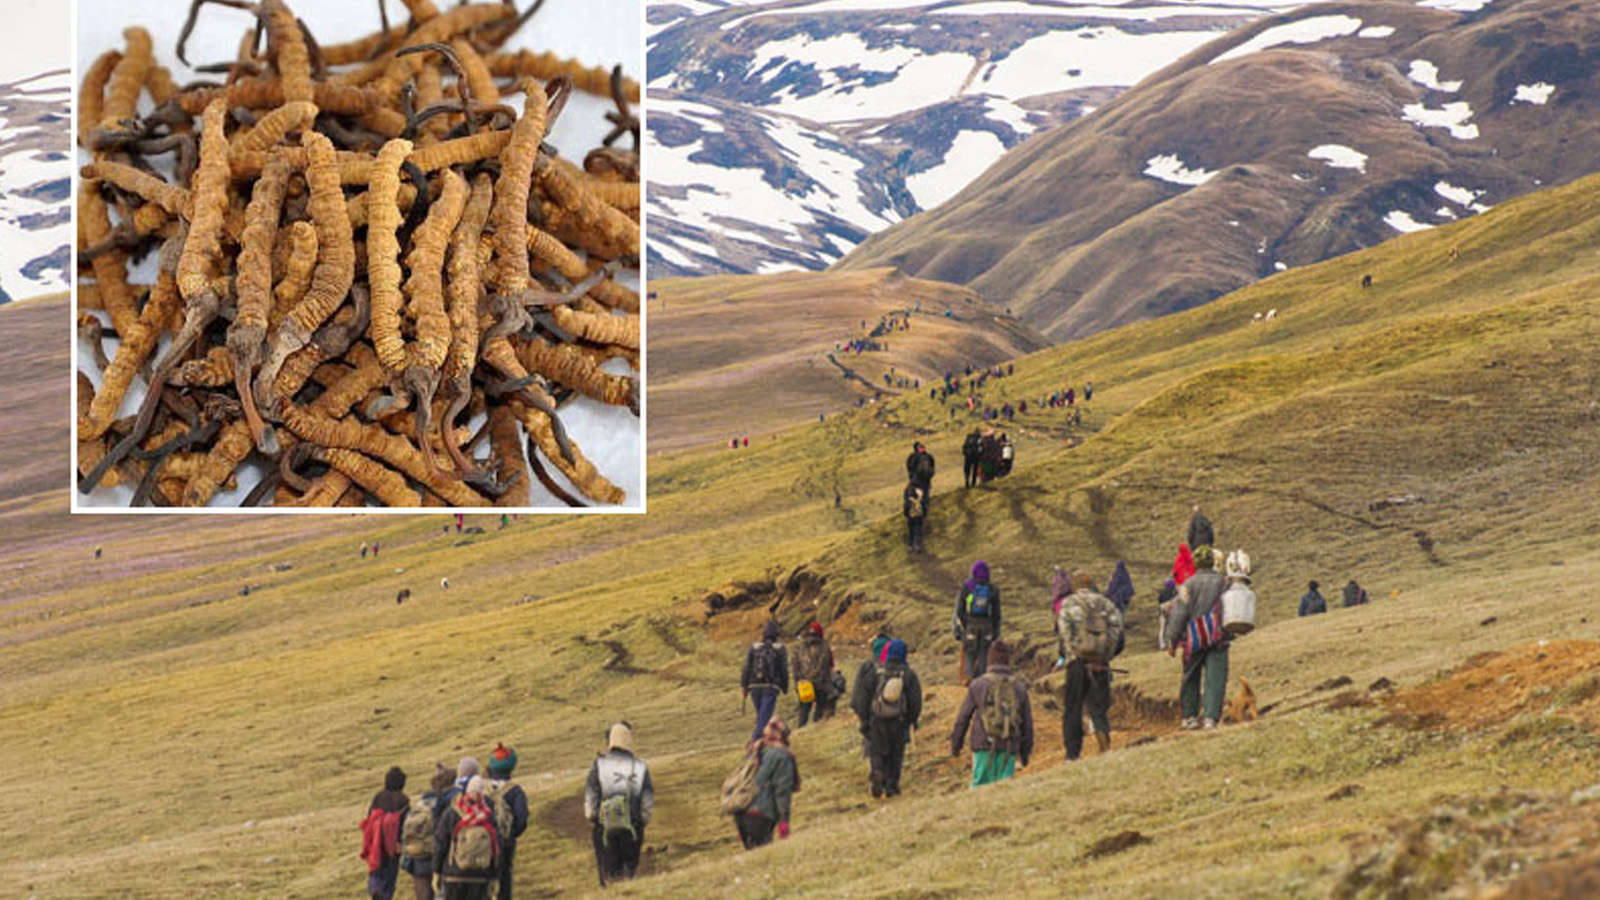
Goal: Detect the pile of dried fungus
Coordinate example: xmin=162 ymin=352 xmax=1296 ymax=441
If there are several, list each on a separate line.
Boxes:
xmin=76 ymin=0 xmax=639 ymax=508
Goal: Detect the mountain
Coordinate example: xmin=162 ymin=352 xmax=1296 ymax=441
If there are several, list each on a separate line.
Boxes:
xmin=0 ymin=69 xmax=70 ymax=304
xmin=647 ymin=267 xmax=1049 ymax=451
xmin=6 ymin=163 xmax=1600 ymax=896
xmin=646 ymin=0 xmax=1301 ymax=277
xmin=839 ymin=0 xmax=1600 ymax=339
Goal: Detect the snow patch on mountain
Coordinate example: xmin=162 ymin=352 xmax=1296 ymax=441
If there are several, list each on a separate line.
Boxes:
xmin=0 ymin=69 xmax=70 ymax=302
xmin=1308 ymin=144 xmax=1367 ymax=172
xmin=1384 ymin=210 xmax=1433 ymax=233
xmin=1212 ymin=14 xmax=1362 ymax=64
xmin=1143 ymin=153 xmax=1216 ymax=186
xmin=1512 ymin=82 xmax=1554 ymax=105
xmin=1402 ymin=101 xmax=1478 ymax=139
xmin=907 ymin=130 xmax=1007 ymax=208
xmin=1408 ymin=59 xmax=1462 ymax=92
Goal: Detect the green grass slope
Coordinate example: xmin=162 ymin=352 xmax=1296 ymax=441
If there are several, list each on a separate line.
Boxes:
xmin=5 ymin=175 xmax=1600 ymax=897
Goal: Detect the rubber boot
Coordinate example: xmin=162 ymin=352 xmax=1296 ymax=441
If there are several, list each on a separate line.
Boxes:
xmin=1095 ymin=732 xmax=1111 ymax=755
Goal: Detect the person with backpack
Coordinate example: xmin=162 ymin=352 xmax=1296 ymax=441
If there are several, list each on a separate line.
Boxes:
xmin=955 ymin=560 xmax=1001 ymax=683
xmin=949 ymin=641 xmax=1033 ymax=786
xmin=432 ymin=776 xmax=499 ymax=900
xmin=903 ymin=481 xmax=928 ymax=554
xmin=1057 ymin=571 xmax=1125 ymax=759
xmin=851 ymin=638 xmax=922 ymax=798
xmin=1187 ymin=506 xmax=1214 ymax=552
xmin=997 ymin=433 xmax=1014 ymax=476
xmin=483 ymin=744 xmax=528 ymax=900
xmin=1162 ymin=546 xmax=1230 ymax=730
xmin=1299 ymin=581 xmax=1327 ymax=617
xmin=906 ymin=441 xmax=935 ymax=496
xmin=401 ymin=765 xmax=454 ymax=900
xmin=735 ymin=718 xmax=801 ymax=849
xmin=741 ymin=620 xmax=789 ymax=740
xmin=961 ymin=429 xmax=982 ymax=488
xmin=793 ymin=622 xmax=837 ymax=727
xmin=584 ymin=722 xmax=653 ymax=887
xmin=1342 ymin=579 xmax=1368 ymax=608
xmin=361 ymin=767 xmax=410 ymax=900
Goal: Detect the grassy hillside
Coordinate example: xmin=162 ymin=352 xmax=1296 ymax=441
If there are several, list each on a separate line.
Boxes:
xmin=5 ymin=172 xmax=1600 ymax=897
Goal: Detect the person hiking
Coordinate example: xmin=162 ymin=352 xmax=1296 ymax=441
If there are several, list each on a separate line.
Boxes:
xmin=431 ymin=776 xmax=498 ymax=900
xmin=960 ymin=428 xmax=981 ymax=488
xmin=1299 ymin=581 xmax=1327 ymax=617
xmin=906 ymin=441 xmax=935 ymax=496
xmin=851 ymin=638 xmax=922 ymax=798
xmin=741 ymin=620 xmax=789 ymax=740
xmin=978 ymin=430 xmax=999 ymax=483
xmin=483 ymin=745 xmax=528 ymax=900
xmin=955 ymin=560 xmax=1001 ymax=682
xmin=1187 ymin=505 xmax=1214 ymax=551
xmin=1172 ymin=543 xmax=1197 ymax=586
xmin=736 ymin=718 xmax=800 ymax=849
xmin=584 ymin=723 xmax=653 ymax=887
xmin=793 ymin=622 xmax=837 ymax=727
xmin=1105 ymin=561 xmax=1134 ymax=615
xmin=1163 ymin=546 xmax=1230 ymax=730
xmin=435 ymin=758 xmax=480 ymax=813
xmin=997 ymin=433 xmax=1014 ymax=476
xmin=362 ymin=767 xmax=409 ymax=900
xmin=950 ymin=641 xmax=1033 ymax=786
xmin=1057 ymin=571 xmax=1125 ymax=759
xmin=1085 ymin=380 xmax=1093 ymax=402
xmin=401 ymin=764 xmax=453 ymax=900
xmin=1342 ymin=579 xmax=1368 ymax=608
xmin=903 ymin=481 xmax=928 ymax=554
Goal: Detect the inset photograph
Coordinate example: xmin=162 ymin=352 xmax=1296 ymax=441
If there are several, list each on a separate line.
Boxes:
xmin=74 ymin=0 xmax=640 ymax=510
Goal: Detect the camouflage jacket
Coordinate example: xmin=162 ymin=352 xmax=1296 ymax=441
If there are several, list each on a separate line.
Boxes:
xmin=1056 ymin=589 xmax=1124 ymax=662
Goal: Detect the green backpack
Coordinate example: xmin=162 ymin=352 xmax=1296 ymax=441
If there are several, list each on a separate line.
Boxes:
xmin=598 ymin=759 xmax=640 ymax=846
xmin=483 ymin=780 xmax=517 ymax=848
xmin=400 ymin=797 xmax=435 ymax=859
xmin=980 ymin=673 xmax=1020 ymax=742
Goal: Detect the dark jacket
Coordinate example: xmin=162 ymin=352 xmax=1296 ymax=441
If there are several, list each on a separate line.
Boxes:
xmin=747 ymin=745 xmax=799 ymax=824
xmin=962 ymin=431 xmax=982 ymax=460
xmin=793 ymin=633 xmax=834 ymax=684
xmin=369 ymin=788 xmax=409 ymax=815
xmin=851 ymin=660 xmax=922 ymax=728
xmin=1187 ymin=512 xmax=1214 ymax=551
xmin=741 ymin=640 xmax=789 ymax=694
xmin=1299 ymin=590 xmax=1327 ymax=617
xmin=487 ymin=780 xmax=529 ymax=847
xmin=1342 ymin=581 xmax=1366 ymax=608
xmin=906 ymin=449 xmax=935 ymax=487
xmin=1163 ymin=570 xmax=1225 ymax=649
xmin=956 ymin=580 xmax=1001 ymax=637
xmin=950 ymin=665 xmax=1034 ymax=764
xmin=432 ymin=795 xmax=500 ymax=882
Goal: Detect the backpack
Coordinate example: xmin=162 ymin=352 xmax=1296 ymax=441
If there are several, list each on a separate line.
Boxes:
xmin=401 ymin=797 xmax=435 ymax=859
xmin=448 ymin=797 xmax=498 ymax=873
xmin=598 ymin=759 xmax=640 ymax=845
xmin=966 ymin=583 xmax=993 ymax=618
xmin=963 ymin=433 xmax=982 ymax=457
xmin=979 ymin=673 xmax=1020 ymax=742
xmin=1064 ymin=593 xmax=1122 ymax=662
xmin=483 ymin=780 xmax=517 ymax=847
xmin=748 ymin=642 xmax=780 ymax=688
xmin=720 ymin=746 xmax=761 ymax=816
xmin=871 ymin=664 xmax=906 ymax=719
xmin=1001 ymin=443 xmax=1014 ymax=462
xmin=906 ymin=487 xmax=925 ymax=519
xmin=795 ymin=639 xmax=829 ymax=683
xmin=912 ymin=452 xmax=934 ymax=482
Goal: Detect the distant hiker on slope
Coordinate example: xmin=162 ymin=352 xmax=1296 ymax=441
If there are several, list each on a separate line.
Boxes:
xmin=852 ymin=638 xmax=922 ymax=798
xmin=950 ymin=640 xmax=1033 ymax=786
xmin=997 ymin=433 xmax=1014 ymax=477
xmin=736 ymin=718 xmax=800 ymax=849
xmin=484 ymin=744 xmax=529 ymax=900
xmin=432 ymin=776 xmax=498 ymax=900
xmin=1299 ymin=581 xmax=1327 ymax=617
xmin=794 ymin=622 xmax=838 ymax=727
xmin=585 ymin=723 xmax=654 ymax=887
xmin=962 ymin=428 xmax=982 ymax=488
xmin=1163 ymin=546 xmax=1230 ymax=730
xmin=955 ymin=560 xmax=1002 ymax=682
xmin=978 ymin=430 xmax=1000 ymax=483
xmin=906 ymin=441 xmax=935 ymax=497
xmin=400 ymin=765 xmax=453 ymax=900
xmin=1187 ymin=506 xmax=1214 ymax=551
xmin=1342 ymin=579 xmax=1368 ymax=608
xmin=903 ymin=481 xmax=928 ymax=554
xmin=1057 ymin=571 xmax=1125 ymax=759
xmin=1105 ymin=561 xmax=1135 ymax=615
xmin=361 ymin=766 xmax=409 ymax=900
xmin=741 ymin=621 xmax=789 ymax=740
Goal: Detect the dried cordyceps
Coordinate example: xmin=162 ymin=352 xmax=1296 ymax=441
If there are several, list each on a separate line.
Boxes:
xmin=76 ymin=0 xmax=639 ymax=508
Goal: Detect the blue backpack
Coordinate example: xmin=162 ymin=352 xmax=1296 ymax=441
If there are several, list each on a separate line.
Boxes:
xmin=966 ymin=583 xmax=993 ymax=617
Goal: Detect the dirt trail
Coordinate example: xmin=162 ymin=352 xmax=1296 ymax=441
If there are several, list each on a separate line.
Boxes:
xmin=1382 ymin=640 xmax=1600 ymax=732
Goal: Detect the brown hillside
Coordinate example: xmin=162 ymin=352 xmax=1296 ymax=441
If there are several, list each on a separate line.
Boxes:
xmin=840 ymin=0 xmax=1600 ymax=340
xmin=647 ymin=268 xmax=1048 ymax=451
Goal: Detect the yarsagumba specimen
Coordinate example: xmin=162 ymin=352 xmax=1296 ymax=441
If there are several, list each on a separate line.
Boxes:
xmin=75 ymin=0 xmax=640 ymax=508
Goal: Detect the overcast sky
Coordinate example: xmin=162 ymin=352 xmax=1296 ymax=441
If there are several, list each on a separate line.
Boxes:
xmin=0 ymin=2 xmax=68 ymax=83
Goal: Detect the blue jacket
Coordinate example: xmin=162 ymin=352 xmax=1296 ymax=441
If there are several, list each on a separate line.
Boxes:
xmin=1299 ymin=590 xmax=1327 ymax=617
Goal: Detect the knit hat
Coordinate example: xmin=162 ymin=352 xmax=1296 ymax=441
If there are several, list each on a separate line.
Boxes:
xmin=971 ymin=560 xmax=990 ymax=582
xmin=384 ymin=766 xmax=406 ymax=792
xmin=871 ymin=634 xmax=890 ymax=661
xmin=607 ymin=722 xmax=635 ymax=754
xmin=886 ymin=639 xmax=908 ymax=663
xmin=808 ymin=621 xmax=824 ymax=637
xmin=457 ymin=757 xmax=480 ymax=780
xmin=987 ymin=640 xmax=1011 ymax=667
xmin=1192 ymin=545 xmax=1215 ymax=570
xmin=1309 ymin=580 xmax=1319 ymax=591
xmin=430 ymin=763 xmax=454 ymax=794
xmin=487 ymin=742 xmax=518 ymax=777
xmin=763 ymin=619 xmax=780 ymax=642
xmin=464 ymin=775 xmax=485 ymax=799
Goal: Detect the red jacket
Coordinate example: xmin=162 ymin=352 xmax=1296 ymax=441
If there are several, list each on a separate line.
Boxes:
xmin=360 ymin=808 xmax=403 ymax=872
